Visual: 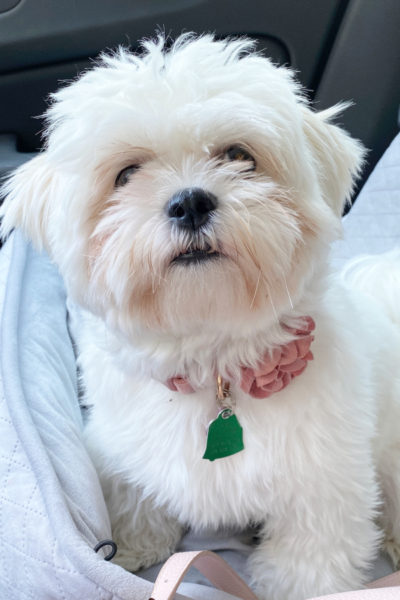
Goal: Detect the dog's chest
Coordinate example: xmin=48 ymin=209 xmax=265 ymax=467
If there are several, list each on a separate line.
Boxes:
xmin=137 ymin=403 xmax=279 ymax=527
xmin=90 ymin=375 xmax=290 ymax=528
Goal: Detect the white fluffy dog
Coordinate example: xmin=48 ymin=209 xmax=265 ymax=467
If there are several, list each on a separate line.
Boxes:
xmin=1 ymin=34 xmax=400 ymax=600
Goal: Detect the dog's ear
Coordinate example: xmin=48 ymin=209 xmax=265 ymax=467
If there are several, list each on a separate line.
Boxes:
xmin=302 ymin=104 xmax=365 ymax=216
xmin=0 ymin=153 xmax=56 ymax=251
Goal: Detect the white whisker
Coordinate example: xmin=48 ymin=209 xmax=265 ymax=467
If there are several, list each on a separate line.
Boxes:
xmin=250 ymin=269 xmax=261 ymax=310
xmin=283 ymin=275 xmax=294 ymax=309
xmin=267 ymin=283 xmax=279 ymax=325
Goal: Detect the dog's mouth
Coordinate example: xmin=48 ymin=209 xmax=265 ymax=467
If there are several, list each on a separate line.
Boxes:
xmin=172 ymin=243 xmax=221 ymax=265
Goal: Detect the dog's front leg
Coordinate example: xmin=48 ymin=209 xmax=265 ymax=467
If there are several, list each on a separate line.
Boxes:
xmin=248 ymin=460 xmax=381 ymax=600
xmin=101 ymin=473 xmax=183 ymax=572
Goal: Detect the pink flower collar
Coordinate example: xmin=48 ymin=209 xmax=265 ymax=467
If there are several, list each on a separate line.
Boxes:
xmin=164 ymin=316 xmax=315 ymax=399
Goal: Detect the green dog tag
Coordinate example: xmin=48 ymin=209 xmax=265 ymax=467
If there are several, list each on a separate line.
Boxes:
xmin=202 ymin=409 xmax=244 ymax=461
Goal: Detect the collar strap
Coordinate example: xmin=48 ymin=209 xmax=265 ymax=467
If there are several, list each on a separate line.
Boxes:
xmin=165 ymin=316 xmax=315 ymax=399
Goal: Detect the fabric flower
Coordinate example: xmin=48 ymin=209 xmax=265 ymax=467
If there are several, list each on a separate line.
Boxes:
xmin=239 ymin=317 xmax=315 ymax=398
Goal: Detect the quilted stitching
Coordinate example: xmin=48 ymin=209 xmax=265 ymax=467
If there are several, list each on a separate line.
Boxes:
xmin=0 ymin=236 xmax=152 ymax=599
xmin=0 ymin=357 xmax=110 ymax=599
xmin=332 ymin=133 xmax=400 ymax=266
xmin=0 ymin=380 xmax=63 ymax=597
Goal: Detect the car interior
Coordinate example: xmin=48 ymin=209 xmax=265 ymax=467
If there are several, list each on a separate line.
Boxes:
xmin=0 ymin=0 xmax=399 ymax=198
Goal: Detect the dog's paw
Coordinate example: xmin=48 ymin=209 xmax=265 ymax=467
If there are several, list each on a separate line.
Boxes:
xmin=112 ymin=545 xmax=171 ymax=572
xmin=384 ymin=536 xmax=400 ymax=568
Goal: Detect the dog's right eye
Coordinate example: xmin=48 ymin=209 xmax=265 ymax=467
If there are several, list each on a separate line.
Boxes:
xmin=115 ymin=165 xmax=140 ymax=187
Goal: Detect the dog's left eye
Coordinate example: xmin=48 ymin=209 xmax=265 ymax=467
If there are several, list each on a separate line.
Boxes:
xmin=115 ymin=165 xmax=140 ymax=187
xmin=224 ymin=145 xmax=256 ymax=170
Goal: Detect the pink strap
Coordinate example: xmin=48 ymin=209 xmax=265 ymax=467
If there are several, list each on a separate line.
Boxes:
xmin=149 ymin=550 xmax=258 ymax=600
xmin=367 ymin=571 xmax=400 ymax=589
xmin=308 ymin=588 xmax=400 ymax=599
xmin=307 ymin=572 xmax=400 ymax=598
xmin=149 ymin=551 xmax=400 ymax=600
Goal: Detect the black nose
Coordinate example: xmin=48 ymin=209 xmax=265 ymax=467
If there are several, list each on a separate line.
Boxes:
xmin=166 ymin=188 xmax=218 ymax=231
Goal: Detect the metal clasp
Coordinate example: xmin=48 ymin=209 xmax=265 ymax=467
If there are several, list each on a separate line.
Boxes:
xmin=216 ymin=374 xmax=235 ymax=413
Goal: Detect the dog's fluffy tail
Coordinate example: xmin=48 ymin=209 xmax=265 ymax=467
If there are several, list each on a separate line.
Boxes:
xmin=340 ymin=248 xmax=400 ymax=328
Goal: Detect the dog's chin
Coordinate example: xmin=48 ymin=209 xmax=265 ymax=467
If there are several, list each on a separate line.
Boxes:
xmin=170 ymin=244 xmax=222 ymax=266
xmin=140 ymin=254 xmax=272 ymax=336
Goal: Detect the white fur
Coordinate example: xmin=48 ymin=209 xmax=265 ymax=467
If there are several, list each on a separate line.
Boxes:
xmin=1 ymin=34 xmax=400 ymax=600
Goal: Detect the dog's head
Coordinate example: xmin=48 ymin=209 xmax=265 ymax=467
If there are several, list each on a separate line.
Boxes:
xmin=0 ymin=34 xmax=364 ymax=339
